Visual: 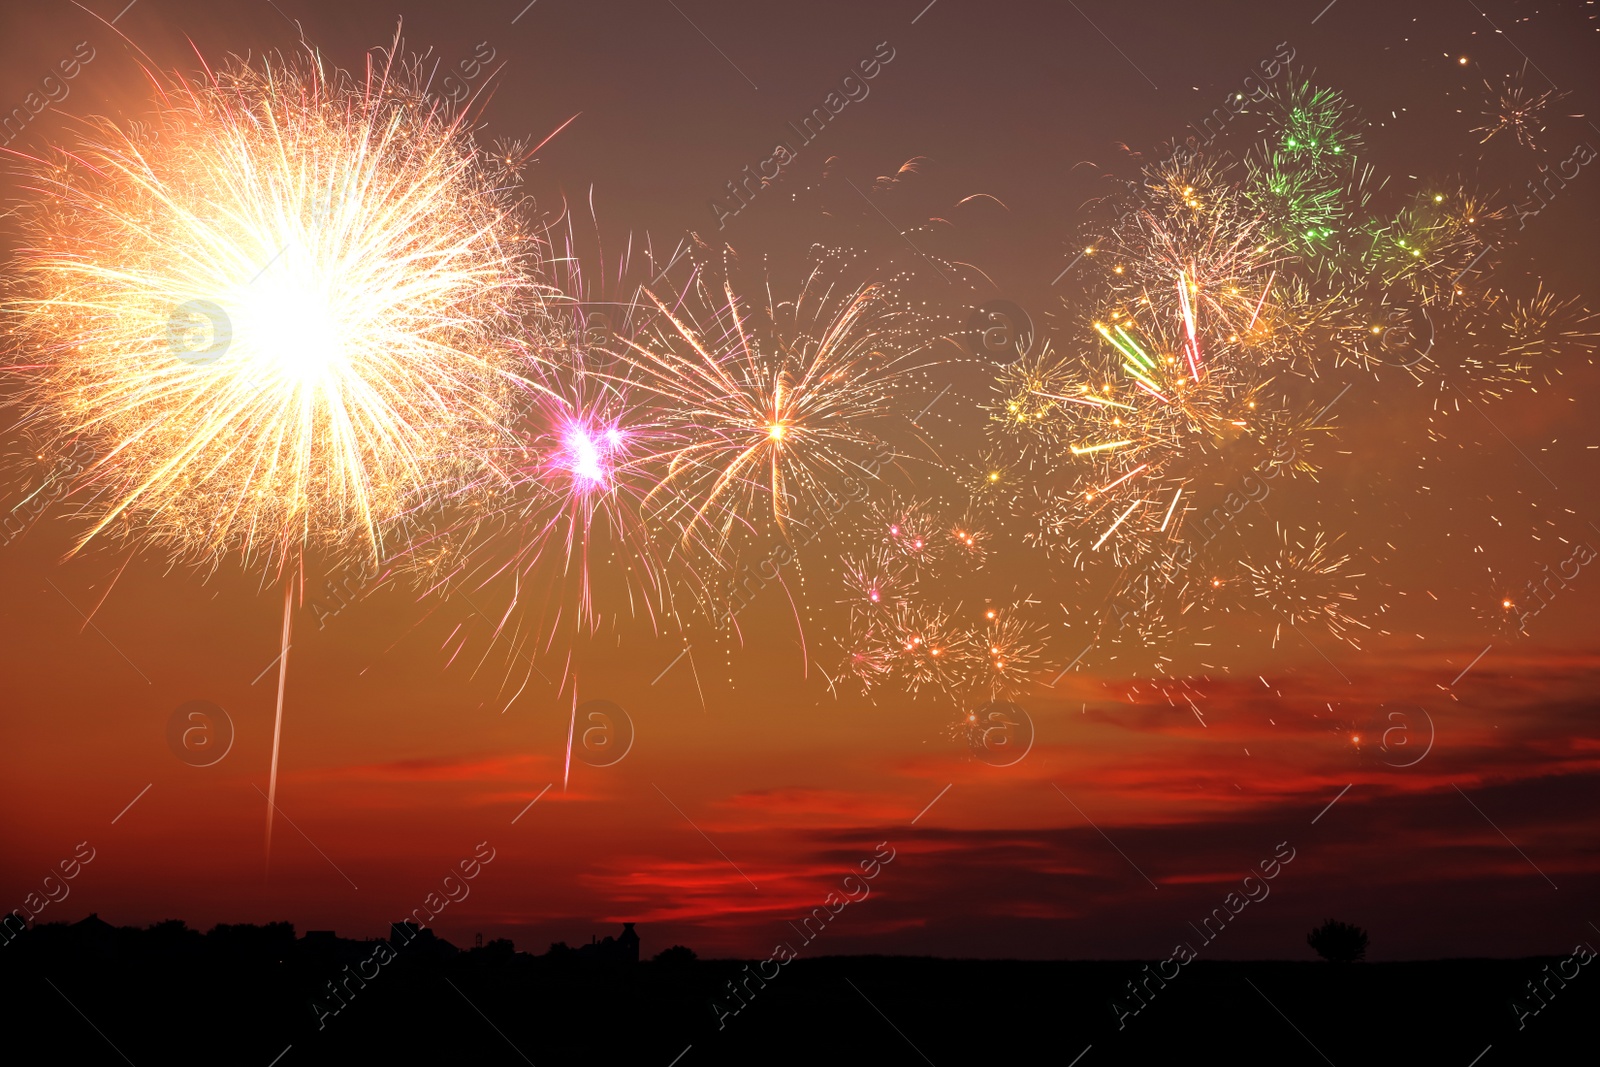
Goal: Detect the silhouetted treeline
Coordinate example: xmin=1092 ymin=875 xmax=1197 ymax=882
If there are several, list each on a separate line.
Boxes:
xmin=1 ymin=914 xmax=1592 ymax=1065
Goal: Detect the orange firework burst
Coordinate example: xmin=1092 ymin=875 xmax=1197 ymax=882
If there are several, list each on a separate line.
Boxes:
xmin=3 ymin=39 xmax=540 ymax=574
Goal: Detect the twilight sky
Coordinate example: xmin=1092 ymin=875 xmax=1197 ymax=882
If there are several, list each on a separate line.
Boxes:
xmin=2 ymin=0 xmax=1598 ymax=961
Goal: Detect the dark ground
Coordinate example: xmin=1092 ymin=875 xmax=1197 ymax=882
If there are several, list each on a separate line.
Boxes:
xmin=2 ymin=918 xmax=1592 ymax=1065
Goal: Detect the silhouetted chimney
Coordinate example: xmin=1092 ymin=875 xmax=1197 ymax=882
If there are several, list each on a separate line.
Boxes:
xmin=619 ymin=922 xmax=639 ymax=964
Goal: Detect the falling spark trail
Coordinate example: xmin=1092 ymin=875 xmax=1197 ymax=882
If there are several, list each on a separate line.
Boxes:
xmin=563 ymin=688 xmax=577 ymax=790
xmin=1094 ymin=498 xmax=1145 ymax=551
xmin=265 ymin=580 xmax=293 ymax=866
xmin=1096 ymin=464 xmax=1148 ymax=494
xmin=1245 ymin=270 xmax=1274 ymax=332
xmin=1071 ymin=440 xmax=1134 ymax=456
xmin=1176 ymin=270 xmax=1201 ymax=381
xmin=1160 ymin=486 xmax=1184 ymax=532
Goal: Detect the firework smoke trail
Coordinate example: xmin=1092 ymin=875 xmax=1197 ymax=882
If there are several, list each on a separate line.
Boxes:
xmin=3 ymin=35 xmax=541 ymax=860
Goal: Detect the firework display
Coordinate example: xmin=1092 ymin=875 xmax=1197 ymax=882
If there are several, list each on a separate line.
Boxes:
xmin=940 ymin=63 xmax=1596 ymax=702
xmin=3 ymin=32 xmax=1594 ymax=768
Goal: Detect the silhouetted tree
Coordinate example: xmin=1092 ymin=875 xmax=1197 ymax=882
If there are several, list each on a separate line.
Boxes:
xmin=1307 ymin=919 xmax=1368 ymax=962
xmin=652 ymin=945 xmax=697 ymax=967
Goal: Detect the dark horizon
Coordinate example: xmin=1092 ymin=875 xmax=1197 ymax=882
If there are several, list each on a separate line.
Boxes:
xmin=9 ymin=908 xmax=1592 ymax=964
xmin=4 ymin=908 xmax=1591 ymax=1064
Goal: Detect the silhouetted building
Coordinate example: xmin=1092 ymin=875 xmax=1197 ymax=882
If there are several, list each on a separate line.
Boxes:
xmin=74 ymin=913 xmax=118 ymax=939
xmin=207 ymin=921 xmax=295 ymax=962
xmin=388 ymin=921 xmax=459 ymax=962
xmin=578 ymin=922 xmax=639 ymax=964
xmin=299 ymin=929 xmax=368 ymax=966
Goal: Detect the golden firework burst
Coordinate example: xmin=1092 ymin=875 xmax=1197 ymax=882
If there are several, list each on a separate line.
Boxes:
xmin=4 ymin=42 xmax=542 ymax=574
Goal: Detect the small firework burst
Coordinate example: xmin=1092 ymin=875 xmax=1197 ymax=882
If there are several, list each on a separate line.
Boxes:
xmin=1496 ymin=285 xmax=1599 ymax=370
xmin=1225 ymin=275 xmax=1334 ymax=369
xmin=985 ymin=343 xmax=1085 ymax=456
xmin=950 ymin=697 xmax=1033 ymax=763
xmin=619 ymin=249 xmax=937 ymax=548
xmin=1243 ymin=528 xmax=1370 ymax=647
xmin=1475 ymin=566 xmax=1533 ymax=639
xmin=1086 ymin=153 xmax=1281 ymax=337
xmin=461 ymin=350 xmax=690 ymax=643
xmin=1244 ymin=150 xmax=1347 ymax=254
xmin=869 ymin=494 xmax=946 ymax=570
xmin=884 ymin=601 xmax=971 ymax=697
xmin=974 ymin=604 xmax=1048 ymax=698
xmin=964 ymin=448 xmax=1036 ymax=517
xmin=488 ymin=135 xmax=534 ymax=179
xmin=1473 ymin=72 xmax=1565 ymax=149
xmin=1266 ymin=81 xmax=1364 ymax=171
xmin=840 ymin=544 xmax=913 ymax=617
xmin=1243 ymin=398 xmax=1336 ymax=479
xmin=948 ymin=511 xmax=990 ymax=568
xmin=836 ymin=622 xmax=896 ymax=694
xmin=1363 ymin=187 xmax=1493 ymax=296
